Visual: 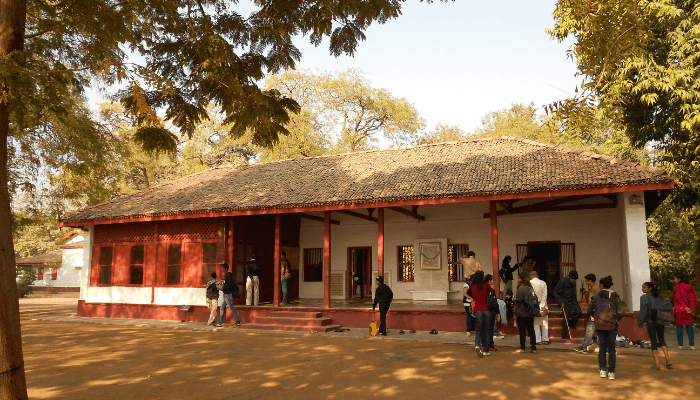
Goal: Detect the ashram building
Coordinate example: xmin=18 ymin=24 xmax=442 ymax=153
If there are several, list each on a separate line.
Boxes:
xmin=15 ymin=230 xmax=84 ymax=292
xmin=61 ymin=137 xmax=676 ymax=328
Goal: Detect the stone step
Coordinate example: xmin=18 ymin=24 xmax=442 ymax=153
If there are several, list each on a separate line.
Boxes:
xmin=269 ymin=311 xmax=323 ymax=319
xmin=239 ymin=323 xmax=340 ymax=333
xmin=255 ymin=316 xmax=333 ymax=327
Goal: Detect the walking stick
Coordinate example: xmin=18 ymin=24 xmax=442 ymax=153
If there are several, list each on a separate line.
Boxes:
xmin=561 ymin=303 xmax=571 ymax=339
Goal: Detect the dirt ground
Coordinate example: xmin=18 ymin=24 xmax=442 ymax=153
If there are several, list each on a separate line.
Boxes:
xmin=20 ymin=318 xmax=700 ymax=400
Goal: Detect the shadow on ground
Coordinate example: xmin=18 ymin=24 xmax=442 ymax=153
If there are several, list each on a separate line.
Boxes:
xmin=22 ymin=320 xmax=700 ymax=400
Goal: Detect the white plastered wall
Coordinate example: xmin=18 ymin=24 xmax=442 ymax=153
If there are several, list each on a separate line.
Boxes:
xmin=80 ymin=227 xmax=94 ymax=300
xmin=299 ymin=201 xmax=630 ymax=301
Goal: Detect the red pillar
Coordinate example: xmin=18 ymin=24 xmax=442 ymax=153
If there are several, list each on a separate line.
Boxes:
xmin=324 ymin=211 xmax=332 ymax=308
xmin=274 ymin=214 xmax=281 ymax=307
xmin=490 ymin=201 xmax=500 ymax=299
xmin=378 ymin=208 xmax=384 ymax=277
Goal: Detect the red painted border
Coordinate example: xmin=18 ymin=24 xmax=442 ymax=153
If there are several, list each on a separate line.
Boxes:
xmin=76 ymin=300 xmax=649 ymax=337
xmin=60 ymin=182 xmax=676 ymax=227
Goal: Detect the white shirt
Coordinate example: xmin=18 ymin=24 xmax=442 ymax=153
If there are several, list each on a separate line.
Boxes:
xmin=530 ymin=277 xmax=548 ymax=310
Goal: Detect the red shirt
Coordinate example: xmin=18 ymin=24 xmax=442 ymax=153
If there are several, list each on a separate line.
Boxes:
xmin=471 ymin=283 xmax=492 ymax=313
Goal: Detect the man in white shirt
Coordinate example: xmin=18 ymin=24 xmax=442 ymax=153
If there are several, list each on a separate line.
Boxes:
xmin=460 ymin=251 xmax=482 ymax=277
xmin=530 ymin=271 xmax=549 ymax=345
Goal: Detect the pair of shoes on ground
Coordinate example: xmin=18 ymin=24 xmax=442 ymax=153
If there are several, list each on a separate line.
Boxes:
xmin=678 ymin=345 xmax=696 ymax=350
xmin=600 ymin=371 xmax=615 ymax=379
xmin=538 ymin=341 xmax=550 ymax=345
xmin=475 ymin=346 xmax=484 ymax=358
xmin=429 ymin=329 xmax=439 ymax=334
xmin=514 ymin=349 xmax=537 ymax=354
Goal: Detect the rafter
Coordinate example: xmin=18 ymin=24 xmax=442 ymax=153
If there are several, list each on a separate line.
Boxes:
xmin=483 ymin=194 xmax=617 ymax=218
xmin=388 ymin=206 xmax=425 ymax=221
xmin=297 ymin=213 xmax=340 ymax=225
xmin=336 ymin=209 xmax=378 ymax=223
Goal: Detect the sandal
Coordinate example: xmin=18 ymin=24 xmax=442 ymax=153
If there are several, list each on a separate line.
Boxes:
xmin=666 ymin=363 xmax=673 ymax=369
xmin=429 ymin=329 xmax=438 ymax=334
xmin=514 ymin=349 xmax=525 ymax=354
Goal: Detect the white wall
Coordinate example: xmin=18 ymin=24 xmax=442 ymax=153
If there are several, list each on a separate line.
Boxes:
xmin=618 ymin=191 xmax=650 ymax=311
xmin=299 ymin=201 xmax=631 ymax=301
xmin=85 ymin=286 xmax=213 ymax=306
xmin=80 ymin=227 xmax=94 ymax=301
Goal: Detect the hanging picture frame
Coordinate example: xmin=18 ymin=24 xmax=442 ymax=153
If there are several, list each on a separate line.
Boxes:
xmin=420 ymin=242 xmax=441 ymax=270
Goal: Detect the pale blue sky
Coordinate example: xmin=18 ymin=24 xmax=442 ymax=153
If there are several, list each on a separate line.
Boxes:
xmin=89 ymin=1 xmax=579 ymax=136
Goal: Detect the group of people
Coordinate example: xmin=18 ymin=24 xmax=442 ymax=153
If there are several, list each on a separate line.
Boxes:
xmin=204 ymin=254 xmax=266 ymax=327
xmin=471 ymin=255 xmax=697 ymax=380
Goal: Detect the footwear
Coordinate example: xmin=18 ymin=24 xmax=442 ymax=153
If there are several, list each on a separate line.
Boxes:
xmin=215 ymin=323 xmax=222 ymax=327
xmin=379 ymin=333 xmax=387 ymax=336
xmin=541 ymin=341 xmax=550 ymax=345
xmin=600 ymin=370 xmax=607 ymax=378
xmin=490 ymin=347 xmax=498 ymax=352
xmin=399 ymin=330 xmax=405 ymax=335
xmin=429 ymin=329 xmax=438 ymax=334
xmin=666 ymin=363 xmax=673 ymax=369
xmin=678 ymin=346 xmax=683 ymax=350
xmin=574 ymin=347 xmax=588 ymax=355
xmin=608 ymin=372 xmax=615 ymax=380
xmin=530 ymin=350 xmax=537 ymax=354
xmin=475 ymin=346 xmax=484 ymax=358
xmin=466 ymin=331 xmax=472 ymax=337
xmin=691 ymin=346 xmax=696 ymax=350
xmin=410 ymin=329 xmax=417 ymax=333
xmin=236 ymin=322 xmax=241 ymax=326
xmin=651 ymin=365 xmax=660 ymax=370
xmin=483 ymin=351 xmax=491 ymax=356
xmin=514 ymin=349 xmax=525 ymax=354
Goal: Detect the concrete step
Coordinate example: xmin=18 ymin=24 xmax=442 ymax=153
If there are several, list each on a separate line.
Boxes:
xmin=269 ymin=311 xmax=322 ymax=319
xmin=255 ymin=316 xmax=333 ymax=327
xmin=239 ymin=323 xmax=340 ymax=333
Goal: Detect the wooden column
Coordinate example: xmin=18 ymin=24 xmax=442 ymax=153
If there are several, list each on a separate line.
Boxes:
xmin=378 ymin=207 xmax=384 ymax=277
xmin=274 ymin=214 xmax=281 ymax=307
xmin=324 ymin=211 xmax=332 ymax=308
xmin=227 ymin=217 xmax=235 ymax=280
xmin=490 ymin=201 xmax=500 ymax=299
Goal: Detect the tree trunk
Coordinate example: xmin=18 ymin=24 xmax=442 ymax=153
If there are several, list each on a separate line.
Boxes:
xmin=0 ymin=0 xmax=29 ymax=398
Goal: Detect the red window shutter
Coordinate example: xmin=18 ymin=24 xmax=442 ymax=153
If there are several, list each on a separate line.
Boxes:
xmin=183 ymin=241 xmax=203 ymax=287
xmin=51 ymin=268 xmax=58 ymax=280
xmin=38 ymin=268 xmax=44 ymax=280
xmin=559 ymin=243 xmax=576 ymax=279
xmin=90 ymin=245 xmax=101 ymax=285
xmin=144 ymin=244 xmax=157 ymax=287
xmin=114 ymin=245 xmax=131 ymax=286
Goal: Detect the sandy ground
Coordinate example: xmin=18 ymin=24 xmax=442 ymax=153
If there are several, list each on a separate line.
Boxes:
xmin=19 ymin=316 xmax=700 ymax=400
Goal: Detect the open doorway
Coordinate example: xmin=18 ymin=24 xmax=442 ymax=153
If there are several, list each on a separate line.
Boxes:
xmin=529 ymin=242 xmax=560 ymax=300
xmin=348 ymin=247 xmax=372 ymax=298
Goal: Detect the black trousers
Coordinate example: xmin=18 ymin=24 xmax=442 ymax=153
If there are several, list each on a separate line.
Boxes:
xmin=379 ymin=303 xmax=390 ymax=334
xmin=517 ymin=316 xmax=537 ymax=350
xmin=561 ymin=302 xmax=582 ymax=339
xmin=647 ymin=323 xmax=667 ymax=351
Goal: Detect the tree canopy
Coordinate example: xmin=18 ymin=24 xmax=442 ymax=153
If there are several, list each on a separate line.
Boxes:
xmin=548 ymin=0 xmax=700 ymax=192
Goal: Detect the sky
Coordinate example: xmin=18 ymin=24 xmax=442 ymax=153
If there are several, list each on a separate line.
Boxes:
xmin=89 ymin=0 xmax=580 ymax=138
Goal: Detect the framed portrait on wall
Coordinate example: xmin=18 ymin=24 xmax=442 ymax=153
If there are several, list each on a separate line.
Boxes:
xmin=420 ymin=243 xmax=441 ymax=270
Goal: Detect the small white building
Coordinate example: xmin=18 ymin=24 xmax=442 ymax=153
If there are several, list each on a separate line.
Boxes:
xmin=16 ymin=230 xmax=84 ymax=292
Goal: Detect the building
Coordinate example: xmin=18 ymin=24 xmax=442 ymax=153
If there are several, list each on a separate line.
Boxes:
xmin=15 ymin=230 xmax=84 ymax=292
xmin=60 ymin=137 xmax=675 ymax=330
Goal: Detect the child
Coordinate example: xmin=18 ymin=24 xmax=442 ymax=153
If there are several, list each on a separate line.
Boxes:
xmin=205 ymin=272 xmax=222 ymax=325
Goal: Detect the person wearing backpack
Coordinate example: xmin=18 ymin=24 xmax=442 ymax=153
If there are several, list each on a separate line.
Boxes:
xmin=673 ymin=272 xmax=696 ymax=350
xmin=206 ymin=272 xmax=222 ymax=325
xmin=468 ymin=270 xmax=495 ymax=357
xmin=637 ymin=282 xmax=672 ymax=370
xmin=514 ymin=272 xmax=538 ymax=354
xmin=218 ymin=263 xmax=241 ymax=327
xmin=587 ymin=275 xmax=624 ymax=380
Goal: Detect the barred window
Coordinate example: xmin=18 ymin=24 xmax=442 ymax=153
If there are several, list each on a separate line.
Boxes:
xmin=167 ymin=244 xmax=182 ymax=285
xmin=99 ymin=246 xmax=113 ymax=285
xmin=303 ymin=248 xmax=323 ymax=282
xmin=202 ymin=243 xmax=218 ymax=284
xmin=130 ymin=246 xmax=145 ymax=285
xmin=397 ymin=245 xmax=414 ymax=282
xmin=447 ymin=244 xmax=469 ymax=282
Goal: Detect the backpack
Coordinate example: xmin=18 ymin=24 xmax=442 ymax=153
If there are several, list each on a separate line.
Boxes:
xmin=231 ymin=280 xmax=239 ymax=298
xmin=525 ymin=289 xmax=541 ymax=317
xmin=487 ymin=289 xmax=499 ymax=312
xmin=651 ymin=296 xmax=675 ymax=325
xmin=594 ymin=293 xmax=618 ymax=331
xmin=206 ymin=281 xmax=219 ymax=300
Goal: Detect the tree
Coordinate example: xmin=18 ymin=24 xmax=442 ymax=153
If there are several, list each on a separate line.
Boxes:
xmin=2 ymin=1 xmax=453 ymax=396
xmin=264 ymin=69 xmax=426 ymax=155
xmin=547 ymin=0 xmax=700 ymax=191
xmin=415 ymin=123 xmax=465 ymax=145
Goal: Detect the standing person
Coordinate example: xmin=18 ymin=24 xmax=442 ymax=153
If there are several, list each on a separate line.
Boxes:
xmin=521 ymin=256 xmax=536 ymax=275
xmin=280 ymin=252 xmax=291 ymax=305
xmin=463 ymin=274 xmax=475 ymax=336
xmin=372 ymin=276 xmax=393 ymax=336
xmin=553 ymin=270 xmax=582 ymax=339
xmin=485 ymin=274 xmax=499 ymax=352
xmin=588 ymin=275 xmax=624 ymax=380
xmin=638 ymin=282 xmax=672 ymax=370
xmin=468 ymin=270 xmax=494 ymax=357
xmin=514 ymin=272 xmax=538 ymax=354
xmin=499 ymin=255 xmax=518 ymax=296
xmin=460 ymin=251 xmax=482 ymax=277
xmin=205 ymin=272 xmax=222 ymax=325
xmin=673 ymin=272 xmax=696 ymax=350
xmin=245 ymin=254 xmax=261 ymax=306
xmin=575 ymin=274 xmax=600 ymax=354
xmin=218 ymin=263 xmax=241 ymax=327
xmin=530 ymin=271 xmax=549 ymax=345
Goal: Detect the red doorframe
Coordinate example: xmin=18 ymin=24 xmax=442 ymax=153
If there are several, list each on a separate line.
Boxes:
xmin=324 ymin=211 xmax=332 ymax=308
xmin=378 ymin=208 xmax=384 ymax=276
xmin=348 ymin=247 xmax=372 ymax=298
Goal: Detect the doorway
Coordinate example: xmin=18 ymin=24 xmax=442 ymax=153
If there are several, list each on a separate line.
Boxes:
xmin=348 ymin=247 xmax=372 ymax=298
xmin=528 ymin=242 xmax=560 ymax=300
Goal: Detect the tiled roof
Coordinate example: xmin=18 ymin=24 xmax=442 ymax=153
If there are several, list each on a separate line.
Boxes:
xmin=63 ymin=136 xmax=675 ymax=223
xmin=15 ymin=249 xmax=63 ymax=266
